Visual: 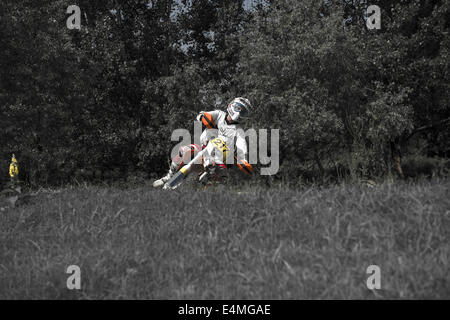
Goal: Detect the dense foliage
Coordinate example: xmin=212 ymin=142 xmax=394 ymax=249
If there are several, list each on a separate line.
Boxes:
xmin=1 ymin=0 xmax=449 ymax=187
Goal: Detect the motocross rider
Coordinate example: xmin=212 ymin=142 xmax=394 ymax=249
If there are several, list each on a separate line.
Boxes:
xmin=152 ymin=97 xmax=253 ymax=188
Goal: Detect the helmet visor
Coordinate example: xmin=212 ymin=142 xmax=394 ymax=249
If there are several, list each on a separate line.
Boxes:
xmin=232 ymin=102 xmax=249 ymax=118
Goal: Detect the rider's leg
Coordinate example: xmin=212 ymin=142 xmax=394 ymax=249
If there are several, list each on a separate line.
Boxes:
xmin=153 ymin=145 xmax=200 ymax=188
xmin=152 ymin=162 xmax=177 ymax=188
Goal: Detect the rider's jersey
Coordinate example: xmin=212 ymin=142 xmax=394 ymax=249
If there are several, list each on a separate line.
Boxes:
xmin=197 ymin=110 xmax=248 ymax=162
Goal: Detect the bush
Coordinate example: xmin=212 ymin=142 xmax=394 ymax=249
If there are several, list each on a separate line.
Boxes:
xmin=402 ymin=155 xmax=449 ymax=179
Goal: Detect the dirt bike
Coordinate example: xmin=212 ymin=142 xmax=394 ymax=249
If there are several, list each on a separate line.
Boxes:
xmin=163 ymin=137 xmax=252 ymax=190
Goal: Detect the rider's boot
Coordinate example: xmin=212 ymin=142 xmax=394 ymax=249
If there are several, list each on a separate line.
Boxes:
xmin=152 ymin=169 xmax=174 ymax=188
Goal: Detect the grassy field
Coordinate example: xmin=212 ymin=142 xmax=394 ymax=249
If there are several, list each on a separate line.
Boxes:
xmin=0 ymin=179 xmax=449 ymax=299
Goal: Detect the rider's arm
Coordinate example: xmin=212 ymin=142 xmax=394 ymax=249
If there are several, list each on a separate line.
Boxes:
xmin=200 ymin=129 xmax=217 ymax=147
xmin=196 ymin=110 xmax=220 ymax=129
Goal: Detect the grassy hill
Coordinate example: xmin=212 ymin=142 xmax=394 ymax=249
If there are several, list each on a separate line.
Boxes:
xmin=0 ymin=179 xmax=449 ymax=299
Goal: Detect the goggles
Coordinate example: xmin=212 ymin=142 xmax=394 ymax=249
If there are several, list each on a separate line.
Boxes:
xmin=231 ymin=102 xmax=249 ymax=118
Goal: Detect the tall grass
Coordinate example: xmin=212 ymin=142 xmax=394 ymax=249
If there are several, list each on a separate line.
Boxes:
xmin=0 ymin=179 xmax=449 ymax=299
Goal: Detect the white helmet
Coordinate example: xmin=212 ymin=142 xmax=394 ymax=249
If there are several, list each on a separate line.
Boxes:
xmin=227 ymin=97 xmax=252 ymax=122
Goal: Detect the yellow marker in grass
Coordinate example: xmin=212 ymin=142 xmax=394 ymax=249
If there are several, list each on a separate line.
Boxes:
xmin=9 ymin=154 xmax=19 ymax=181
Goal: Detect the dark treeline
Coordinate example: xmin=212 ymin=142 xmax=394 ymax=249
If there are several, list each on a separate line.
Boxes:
xmin=1 ymin=0 xmax=449 ymax=187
